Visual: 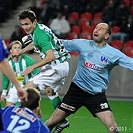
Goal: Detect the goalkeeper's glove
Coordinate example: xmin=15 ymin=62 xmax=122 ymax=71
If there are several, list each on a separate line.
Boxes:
xmin=22 ymin=34 xmax=33 ymax=46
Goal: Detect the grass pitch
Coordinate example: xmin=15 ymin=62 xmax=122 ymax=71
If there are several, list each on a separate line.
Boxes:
xmin=1 ymin=98 xmax=133 ymax=133
xmin=40 ymin=98 xmax=133 ymax=133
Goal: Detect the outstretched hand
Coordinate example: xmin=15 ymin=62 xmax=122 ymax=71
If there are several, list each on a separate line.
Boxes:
xmin=10 ymin=51 xmax=21 ymax=58
xmin=22 ymin=66 xmax=35 ymax=76
xmin=17 ymin=89 xmax=28 ymax=102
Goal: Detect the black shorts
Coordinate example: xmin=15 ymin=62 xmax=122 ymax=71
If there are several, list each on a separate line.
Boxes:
xmin=58 ymin=82 xmax=111 ymax=117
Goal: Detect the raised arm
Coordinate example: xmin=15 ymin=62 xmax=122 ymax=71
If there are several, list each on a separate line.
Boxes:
xmin=0 ymin=59 xmax=28 ymax=100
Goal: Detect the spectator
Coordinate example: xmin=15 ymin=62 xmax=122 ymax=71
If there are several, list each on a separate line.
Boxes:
xmin=108 ymin=15 xmax=133 ymax=44
xmin=115 ymin=1 xmax=130 ymax=27
xmin=121 ymin=15 xmax=133 ymax=40
xmin=39 ymin=0 xmax=55 ymax=25
xmin=10 ymin=25 xmax=25 ymax=43
xmin=49 ymin=12 xmax=71 ymax=39
xmin=102 ymin=0 xmax=116 ymax=26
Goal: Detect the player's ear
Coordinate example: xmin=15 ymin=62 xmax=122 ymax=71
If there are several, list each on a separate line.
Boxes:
xmin=105 ymin=33 xmax=110 ymax=40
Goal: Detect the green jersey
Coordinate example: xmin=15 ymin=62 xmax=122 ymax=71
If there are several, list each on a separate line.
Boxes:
xmin=2 ymin=54 xmax=40 ymax=90
xmin=33 ymin=24 xmax=70 ymax=65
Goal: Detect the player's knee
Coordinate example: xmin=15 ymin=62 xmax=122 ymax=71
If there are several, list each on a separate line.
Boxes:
xmin=45 ymin=87 xmax=55 ymax=96
xmin=109 ymin=125 xmax=119 ymax=133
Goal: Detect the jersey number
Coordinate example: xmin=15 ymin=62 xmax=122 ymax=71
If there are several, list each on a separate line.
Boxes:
xmin=7 ymin=115 xmax=30 ymax=133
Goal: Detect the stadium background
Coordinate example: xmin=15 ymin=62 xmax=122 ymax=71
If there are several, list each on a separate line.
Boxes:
xmin=0 ymin=0 xmax=133 ymax=132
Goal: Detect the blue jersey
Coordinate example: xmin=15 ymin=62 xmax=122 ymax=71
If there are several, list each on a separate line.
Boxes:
xmin=0 ymin=38 xmax=9 ymax=62
xmin=0 ymin=106 xmax=50 ymax=133
xmin=63 ymin=39 xmax=133 ymax=94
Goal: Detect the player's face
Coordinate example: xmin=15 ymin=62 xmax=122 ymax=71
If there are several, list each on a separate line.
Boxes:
xmin=20 ymin=18 xmax=36 ymax=34
xmin=92 ymin=23 xmax=109 ymax=44
xmin=10 ymin=43 xmax=22 ymax=54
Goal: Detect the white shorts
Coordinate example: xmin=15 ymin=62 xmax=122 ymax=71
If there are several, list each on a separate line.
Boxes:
xmin=29 ymin=61 xmax=69 ymax=92
xmin=6 ymin=87 xmax=20 ymax=104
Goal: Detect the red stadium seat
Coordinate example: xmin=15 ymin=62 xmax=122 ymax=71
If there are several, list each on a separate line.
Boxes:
xmin=124 ymin=49 xmax=133 ymax=58
xmin=79 ymin=19 xmax=90 ymax=29
xmin=124 ymin=40 xmax=133 ymax=49
xmin=93 ymin=12 xmax=102 ymax=20
xmin=92 ymin=18 xmax=102 ymax=27
xmin=111 ymin=26 xmax=121 ymax=33
xmin=111 ymin=40 xmax=123 ymax=50
xmin=81 ymin=26 xmax=94 ymax=35
xmin=80 ymin=32 xmax=91 ymax=40
xmin=68 ymin=32 xmax=78 ymax=40
xmin=68 ymin=12 xmax=79 ymax=25
xmin=71 ymin=25 xmax=81 ymax=35
xmin=123 ymin=41 xmax=133 ymax=58
xmin=80 ymin=12 xmax=92 ymax=22
xmin=4 ymin=38 xmax=11 ymax=48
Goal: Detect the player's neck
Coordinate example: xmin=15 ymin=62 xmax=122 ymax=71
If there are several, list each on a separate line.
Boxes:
xmin=13 ymin=56 xmax=21 ymax=62
xmin=94 ymin=41 xmax=106 ymax=46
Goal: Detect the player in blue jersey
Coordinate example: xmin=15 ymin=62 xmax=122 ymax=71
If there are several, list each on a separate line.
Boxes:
xmin=46 ymin=23 xmax=133 ymax=133
xmin=0 ymin=87 xmax=50 ymax=133
xmin=0 ymin=38 xmax=27 ymax=131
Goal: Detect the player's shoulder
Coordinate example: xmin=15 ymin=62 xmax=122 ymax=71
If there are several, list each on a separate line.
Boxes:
xmin=1 ymin=106 xmax=15 ymax=114
xmin=21 ymin=54 xmax=34 ymax=61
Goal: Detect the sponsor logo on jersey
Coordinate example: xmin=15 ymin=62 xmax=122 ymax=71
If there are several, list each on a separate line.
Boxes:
xmin=60 ymin=103 xmax=75 ymax=111
xmin=13 ymin=107 xmax=36 ymax=122
xmin=84 ymin=61 xmax=104 ymax=71
xmin=101 ymin=56 xmax=108 ymax=64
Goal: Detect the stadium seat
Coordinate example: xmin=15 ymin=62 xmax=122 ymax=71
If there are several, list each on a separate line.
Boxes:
xmin=68 ymin=32 xmax=78 ymax=40
xmin=80 ymin=12 xmax=92 ymax=22
xmin=123 ymin=41 xmax=133 ymax=58
xmin=81 ymin=26 xmax=94 ymax=35
xmin=111 ymin=40 xmax=123 ymax=51
xmin=79 ymin=32 xmax=91 ymax=40
xmin=124 ymin=40 xmax=133 ymax=49
xmin=111 ymin=26 xmax=121 ymax=33
xmin=71 ymin=25 xmax=81 ymax=35
xmin=4 ymin=38 xmax=11 ymax=48
xmin=92 ymin=18 xmax=102 ymax=27
xmin=79 ymin=19 xmax=90 ymax=29
xmin=124 ymin=49 xmax=133 ymax=58
xmin=93 ymin=12 xmax=102 ymax=20
xmin=68 ymin=12 xmax=79 ymax=25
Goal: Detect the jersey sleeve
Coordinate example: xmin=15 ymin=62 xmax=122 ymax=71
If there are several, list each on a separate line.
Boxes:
xmin=116 ymin=50 xmax=133 ymax=70
xmin=39 ymin=122 xmax=50 ymax=133
xmin=62 ymin=39 xmax=81 ymax=53
xmin=0 ymin=39 xmax=9 ymax=62
xmin=34 ymin=30 xmax=52 ymax=53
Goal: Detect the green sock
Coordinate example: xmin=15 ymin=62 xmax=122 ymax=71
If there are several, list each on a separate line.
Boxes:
xmin=50 ymin=96 xmax=61 ymax=110
xmin=15 ymin=102 xmax=21 ymax=106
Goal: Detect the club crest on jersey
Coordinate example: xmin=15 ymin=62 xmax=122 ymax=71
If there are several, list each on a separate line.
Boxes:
xmin=101 ymin=56 xmax=108 ymax=64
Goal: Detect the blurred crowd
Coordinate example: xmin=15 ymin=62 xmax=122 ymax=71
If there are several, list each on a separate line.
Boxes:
xmin=1 ymin=0 xmax=133 ymax=48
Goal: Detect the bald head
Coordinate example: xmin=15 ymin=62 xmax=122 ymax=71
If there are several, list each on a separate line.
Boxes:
xmin=96 ymin=23 xmax=111 ymax=35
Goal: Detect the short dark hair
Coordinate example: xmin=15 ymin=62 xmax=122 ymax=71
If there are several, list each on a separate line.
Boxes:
xmin=21 ymin=88 xmax=40 ymax=110
xmin=18 ymin=9 xmax=37 ymax=23
xmin=107 ymin=25 xmax=111 ymax=35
